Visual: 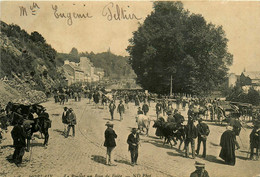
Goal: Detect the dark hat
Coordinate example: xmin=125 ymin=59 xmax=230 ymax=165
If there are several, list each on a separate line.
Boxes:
xmin=198 ymin=118 xmax=203 ymax=122
xmin=105 ymin=121 xmax=113 ymax=126
xmin=131 ymin=128 xmax=137 ymax=133
xmin=167 ymin=111 xmax=172 ymax=115
xmin=195 ymin=161 xmax=205 ymax=168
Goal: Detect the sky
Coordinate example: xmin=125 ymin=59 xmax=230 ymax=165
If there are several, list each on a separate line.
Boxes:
xmin=1 ymin=1 xmax=260 ymax=74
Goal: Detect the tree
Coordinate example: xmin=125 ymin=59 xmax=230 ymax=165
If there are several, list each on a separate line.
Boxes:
xmin=127 ymin=1 xmax=233 ymax=95
xmin=30 ymin=31 xmax=46 ymax=43
xmin=70 ymin=47 xmax=79 ymax=56
xmin=247 ymin=87 xmax=260 ymax=106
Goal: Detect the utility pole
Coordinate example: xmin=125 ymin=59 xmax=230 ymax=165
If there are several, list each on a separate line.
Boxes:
xmin=170 ymin=75 xmax=173 ymax=96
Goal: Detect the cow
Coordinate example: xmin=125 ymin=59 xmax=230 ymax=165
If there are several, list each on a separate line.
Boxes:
xmin=153 ymin=118 xmax=185 ymax=149
xmin=136 ymin=114 xmax=150 ymax=136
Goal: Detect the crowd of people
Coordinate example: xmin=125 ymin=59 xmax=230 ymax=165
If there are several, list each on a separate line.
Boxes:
xmin=0 ymin=86 xmax=260 ymax=174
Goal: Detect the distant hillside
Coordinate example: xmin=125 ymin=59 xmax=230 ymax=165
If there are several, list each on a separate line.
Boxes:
xmin=0 ymin=21 xmax=65 ymax=91
xmin=56 ymin=50 xmax=136 ymax=80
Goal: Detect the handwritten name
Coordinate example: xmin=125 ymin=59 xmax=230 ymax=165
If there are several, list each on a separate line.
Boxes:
xmin=52 ymin=5 xmax=92 ymax=26
xmin=102 ymin=2 xmax=142 ymax=21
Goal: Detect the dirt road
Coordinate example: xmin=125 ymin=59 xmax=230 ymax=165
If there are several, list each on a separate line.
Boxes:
xmin=0 ymin=98 xmax=259 ymax=177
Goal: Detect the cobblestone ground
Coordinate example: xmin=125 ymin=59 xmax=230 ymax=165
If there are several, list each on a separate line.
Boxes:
xmin=0 ymin=98 xmax=259 ymax=177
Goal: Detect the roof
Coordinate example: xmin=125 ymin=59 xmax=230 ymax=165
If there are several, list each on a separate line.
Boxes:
xmin=64 ymin=63 xmax=84 ymax=73
xmin=242 ymin=71 xmax=260 ymax=80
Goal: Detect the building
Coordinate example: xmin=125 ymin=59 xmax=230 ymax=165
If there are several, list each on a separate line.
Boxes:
xmin=241 ymin=71 xmax=260 ymax=86
xmin=62 ymin=57 xmax=105 ymax=85
xmin=228 ymin=73 xmax=239 ymax=88
xmin=240 ymin=71 xmax=260 ymax=93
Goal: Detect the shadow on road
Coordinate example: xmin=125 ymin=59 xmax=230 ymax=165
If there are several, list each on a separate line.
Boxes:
xmin=210 ymin=142 xmax=220 ymax=147
xmin=115 ymin=159 xmax=131 ymax=165
xmin=31 ymin=142 xmax=45 ymax=147
xmin=6 ymin=154 xmax=14 ymax=163
xmin=103 ymin=118 xmax=111 ymax=121
xmin=53 ymin=129 xmax=66 ymax=137
xmin=203 ymin=155 xmax=225 ymax=164
xmin=236 ymin=155 xmax=249 ymax=160
xmin=1 ymin=145 xmax=14 ymax=149
xmin=91 ymin=155 xmax=106 ymax=165
xmin=143 ymin=138 xmax=176 ymax=150
xmin=167 ymin=151 xmax=183 ymax=157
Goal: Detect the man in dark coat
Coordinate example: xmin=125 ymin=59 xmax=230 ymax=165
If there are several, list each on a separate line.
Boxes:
xmin=109 ymin=101 xmax=116 ymax=120
xmin=66 ymin=108 xmax=76 ymax=138
xmin=93 ymin=91 xmax=100 ymax=108
xmin=249 ymin=122 xmax=260 ymax=160
xmin=229 ymin=116 xmax=242 ymax=149
xmin=167 ymin=111 xmax=175 ymax=123
xmin=62 ymin=107 xmax=69 ymax=133
xmin=190 ymin=161 xmax=209 ymax=177
xmin=117 ymin=100 xmax=125 ymax=121
xmin=11 ymin=119 xmax=27 ymax=167
xmin=127 ymin=128 xmax=140 ymax=166
xmin=185 ymin=119 xmax=198 ymax=159
xmin=196 ymin=118 xmax=210 ymax=158
xmin=174 ymin=110 xmax=185 ymax=125
xmin=155 ymin=101 xmax=162 ymax=119
xmin=219 ymin=126 xmax=236 ymax=165
xmin=142 ymin=101 xmax=149 ymax=115
xmin=104 ymin=121 xmax=117 ymax=166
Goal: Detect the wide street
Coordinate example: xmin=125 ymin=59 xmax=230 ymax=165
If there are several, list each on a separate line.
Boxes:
xmin=0 ymin=97 xmax=259 ymax=177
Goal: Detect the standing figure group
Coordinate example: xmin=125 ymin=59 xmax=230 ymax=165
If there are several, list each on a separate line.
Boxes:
xmin=104 ymin=121 xmax=140 ymax=166
xmin=108 ymin=100 xmax=125 ymax=121
xmin=61 ymin=107 xmax=77 ymax=138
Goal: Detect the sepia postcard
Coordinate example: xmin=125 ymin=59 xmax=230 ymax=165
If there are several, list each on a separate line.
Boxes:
xmin=0 ymin=1 xmax=260 ymax=177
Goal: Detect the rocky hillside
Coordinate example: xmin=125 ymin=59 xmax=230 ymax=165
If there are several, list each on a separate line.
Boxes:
xmin=0 ymin=21 xmax=64 ymax=105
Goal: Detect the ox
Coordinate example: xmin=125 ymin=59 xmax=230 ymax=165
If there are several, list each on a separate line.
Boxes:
xmin=153 ymin=118 xmax=185 ymax=149
xmin=136 ymin=114 xmax=150 ymax=136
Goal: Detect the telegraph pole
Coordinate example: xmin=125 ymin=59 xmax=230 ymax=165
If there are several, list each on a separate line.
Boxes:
xmin=170 ymin=75 xmax=173 ymax=96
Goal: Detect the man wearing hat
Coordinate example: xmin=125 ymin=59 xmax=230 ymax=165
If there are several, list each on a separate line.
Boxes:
xmin=167 ymin=111 xmax=175 ymax=123
xmin=249 ymin=122 xmax=260 ymax=160
xmin=62 ymin=107 xmax=69 ymax=134
xmin=155 ymin=101 xmax=162 ymax=119
xmin=184 ymin=119 xmax=198 ymax=159
xmin=190 ymin=161 xmax=209 ymax=177
xmin=104 ymin=121 xmax=117 ymax=166
xmin=66 ymin=108 xmax=77 ymax=138
xmin=11 ymin=119 xmax=27 ymax=167
xmin=196 ymin=116 xmax=210 ymax=158
xmin=117 ymin=100 xmax=125 ymax=121
xmin=127 ymin=128 xmax=140 ymax=166
xmin=109 ymin=100 xmax=116 ymax=120
xmin=142 ymin=100 xmax=149 ymax=115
